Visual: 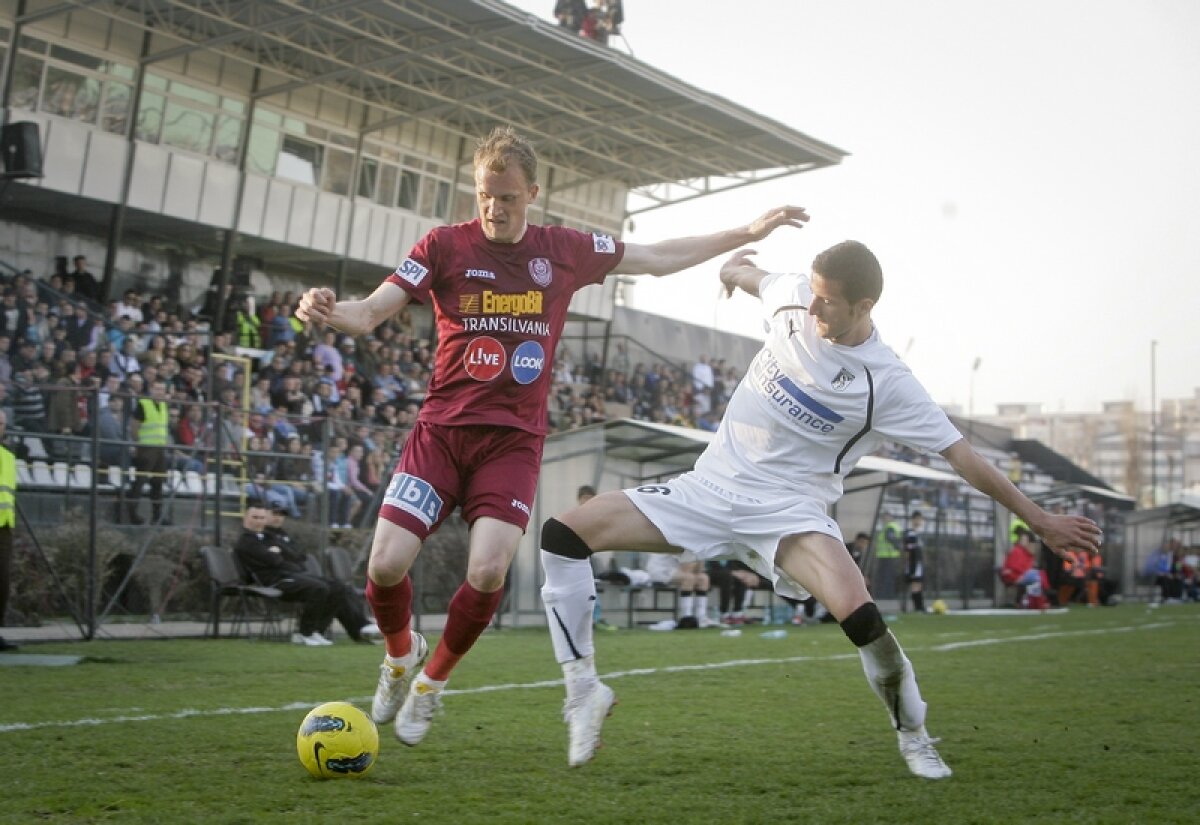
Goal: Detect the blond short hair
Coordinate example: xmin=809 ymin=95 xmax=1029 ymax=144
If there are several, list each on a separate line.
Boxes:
xmin=474 ymin=125 xmax=537 ymax=185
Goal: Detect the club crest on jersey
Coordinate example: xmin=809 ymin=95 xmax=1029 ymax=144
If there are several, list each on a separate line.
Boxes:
xmin=528 ymin=257 xmax=553 ymax=287
xmin=592 ymin=233 xmax=616 ymax=254
xmin=831 ymin=368 xmax=856 ymax=392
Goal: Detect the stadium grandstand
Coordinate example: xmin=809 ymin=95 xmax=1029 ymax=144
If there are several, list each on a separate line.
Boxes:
xmin=0 ymin=1 xmax=1137 ymax=642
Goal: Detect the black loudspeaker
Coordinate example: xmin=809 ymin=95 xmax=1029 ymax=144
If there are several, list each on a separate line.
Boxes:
xmin=1 ymin=122 xmax=43 ymax=179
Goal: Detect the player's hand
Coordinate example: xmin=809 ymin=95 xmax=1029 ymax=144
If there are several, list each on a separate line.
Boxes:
xmin=746 ymin=205 xmax=809 ymax=242
xmin=719 ymin=249 xmax=762 ymax=297
xmin=295 ymin=287 xmax=337 ymax=326
xmin=1036 ymin=514 xmax=1104 ymax=559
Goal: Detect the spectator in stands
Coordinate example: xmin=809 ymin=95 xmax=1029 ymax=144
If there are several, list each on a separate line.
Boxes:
xmin=555 ymin=0 xmax=587 ymax=32
xmin=234 ymin=502 xmax=378 ymax=646
xmin=113 ymin=289 xmax=144 ymax=325
xmin=68 ymin=256 xmax=100 ymax=304
xmin=10 ymin=367 xmax=47 ymax=433
xmin=127 ymin=377 xmax=171 ymax=525
xmin=691 ymin=354 xmax=714 ymax=416
xmin=0 ymin=334 xmax=12 ymax=385
xmin=94 ymin=394 xmax=132 ymax=470
xmin=45 ymin=361 xmax=85 ymax=460
xmin=874 ymin=515 xmax=902 ymax=603
xmin=320 ymin=441 xmax=353 ymax=529
xmin=346 ymin=443 xmax=375 ymax=527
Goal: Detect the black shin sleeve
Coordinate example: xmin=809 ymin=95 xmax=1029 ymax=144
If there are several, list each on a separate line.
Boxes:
xmin=540 ymin=518 xmax=593 ymax=560
xmin=840 ymin=601 xmax=887 ymax=647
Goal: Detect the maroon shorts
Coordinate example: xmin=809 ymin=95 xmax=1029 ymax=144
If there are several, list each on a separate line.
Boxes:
xmin=378 ymin=420 xmax=544 ymax=540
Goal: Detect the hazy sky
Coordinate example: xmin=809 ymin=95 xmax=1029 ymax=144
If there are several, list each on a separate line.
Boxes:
xmin=506 ymin=0 xmax=1200 ymax=415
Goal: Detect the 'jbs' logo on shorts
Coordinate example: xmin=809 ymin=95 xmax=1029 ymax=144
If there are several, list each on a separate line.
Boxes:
xmin=383 ymin=473 xmax=443 ymax=528
xmin=463 ymin=336 xmax=506 ymax=381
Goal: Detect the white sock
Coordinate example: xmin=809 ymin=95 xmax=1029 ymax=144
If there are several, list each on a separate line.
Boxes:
xmin=540 ymin=550 xmax=597 ymax=664
xmin=563 ymin=655 xmax=600 ymax=701
xmin=679 ymin=592 xmax=694 ymax=618
xmin=858 ymin=631 xmax=927 ymax=732
xmin=695 ymin=592 xmax=709 ymax=620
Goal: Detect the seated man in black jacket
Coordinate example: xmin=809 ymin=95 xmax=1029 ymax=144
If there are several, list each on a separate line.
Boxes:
xmin=234 ymin=502 xmax=379 ymax=646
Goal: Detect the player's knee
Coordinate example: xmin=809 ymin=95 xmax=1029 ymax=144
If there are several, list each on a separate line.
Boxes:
xmin=840 ymin=601 xmax=887 ymax=647
xmin=541 ymin=517 xmax=592 ymax=560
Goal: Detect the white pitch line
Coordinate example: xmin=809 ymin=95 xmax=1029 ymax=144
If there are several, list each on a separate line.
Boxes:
xmin=0 ymin=619 xmax=1177 ymax=735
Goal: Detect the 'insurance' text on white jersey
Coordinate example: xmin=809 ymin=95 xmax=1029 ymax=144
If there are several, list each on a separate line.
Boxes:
xmin=694 ymin=272 xmax=961 ymax=507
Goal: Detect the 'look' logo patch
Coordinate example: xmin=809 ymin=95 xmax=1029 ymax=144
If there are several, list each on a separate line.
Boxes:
xmin=511 ymin=340 xmax=545 ymax=385
xmin=463 ymin=336 xmax=506 ymax=381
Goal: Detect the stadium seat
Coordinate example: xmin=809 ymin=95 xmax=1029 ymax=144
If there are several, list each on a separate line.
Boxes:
xmin=16 ymin=459 xmax=33 ymax=488
xmin=71 ymin=463 xmax=93 ymax=489
xmin=23 ymin=436 xmax=48 ymax=460
xmin=29 ymin=461 xmax=55 ymax=487
xmin=51 ymin=461 xmax=70 ymax=487
xmin=200 ymin=545 xmax=288 ymax=641
xmin=183 ymin=470 xmax=204 ymax=495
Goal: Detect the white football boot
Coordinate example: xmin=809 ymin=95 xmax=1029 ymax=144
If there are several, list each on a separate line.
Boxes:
xmin=395 ymin=674 xmax=445 ymax=746
xmin=898 ymin=729 xmax=953 ymax=779
xmin=370 ymin=632 xmax=428 ymax=724
xmin=564 ymin=681 xmax=616 ymax=767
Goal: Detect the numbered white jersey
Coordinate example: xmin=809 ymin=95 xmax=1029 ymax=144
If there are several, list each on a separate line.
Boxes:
xmin=694 ymin=272 xmax=961 ymax=507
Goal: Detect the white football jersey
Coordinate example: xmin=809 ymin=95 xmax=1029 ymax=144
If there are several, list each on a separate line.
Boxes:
xmin=694 ymin=272 xmax=962 ymax=506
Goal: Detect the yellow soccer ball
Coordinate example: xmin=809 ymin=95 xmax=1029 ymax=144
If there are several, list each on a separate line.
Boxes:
xmin=930 ymin=599 xmax=948 ymax=615
xmin=296 ymin=701 xmax=379 ymax=779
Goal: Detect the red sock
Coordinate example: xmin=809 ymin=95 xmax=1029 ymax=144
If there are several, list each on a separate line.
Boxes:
xmin=366 ymin=576 xmax=413 ymax=658
xmin=425 ymin=581 xmax=503 ymax=681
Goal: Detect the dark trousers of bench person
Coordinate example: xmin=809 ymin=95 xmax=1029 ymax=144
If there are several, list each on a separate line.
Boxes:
xmin=274 ymin=570 xmax=367 ymax=642
xmin=274 ymin=573 xmax=340 ymax=637
xmin=127 ymin=445 xmax=166 ymax=523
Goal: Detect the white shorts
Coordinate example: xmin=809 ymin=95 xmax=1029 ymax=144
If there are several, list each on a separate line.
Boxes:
xmin=623 ymin=472 xmax=843 ymax=601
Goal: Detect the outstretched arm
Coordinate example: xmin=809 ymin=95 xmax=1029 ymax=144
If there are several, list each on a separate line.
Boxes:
xmin=295 ymin=281 xmax=411 ymax=336
xmin=718 ymin=249 xmax=770 ymax=298
xmin=612 ymin=205 xmax=808 ymax=277
xmin=941 ymin=440 xmax=1103 ymax=558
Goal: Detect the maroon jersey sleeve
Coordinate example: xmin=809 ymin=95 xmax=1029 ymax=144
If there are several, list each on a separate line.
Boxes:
xmin=383 ymin=227 xmax=443 ymax=303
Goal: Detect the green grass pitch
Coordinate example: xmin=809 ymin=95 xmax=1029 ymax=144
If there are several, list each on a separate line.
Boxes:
xmin=1 ymin=605 xmax=1195 ymax=824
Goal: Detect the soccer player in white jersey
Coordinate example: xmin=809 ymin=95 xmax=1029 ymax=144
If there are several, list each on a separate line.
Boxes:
xmin=539 ymin=240 xmax=1104 ymax=777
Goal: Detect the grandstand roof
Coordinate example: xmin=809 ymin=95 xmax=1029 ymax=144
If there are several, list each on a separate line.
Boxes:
xmin=66 ymin=0 xmax=845 ymax=213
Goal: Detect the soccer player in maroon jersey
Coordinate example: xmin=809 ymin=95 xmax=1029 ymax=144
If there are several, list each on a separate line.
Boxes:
xmin=296 ymin=125 xmax=808 ymax=747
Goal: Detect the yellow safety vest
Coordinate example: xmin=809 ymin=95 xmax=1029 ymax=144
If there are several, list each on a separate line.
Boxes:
xmin=875 ymin=521 xmax=901 ymax=558
xmin=0 ymin=445 xmax=14 ymax=528
xmin=237 ymin=311 xmax=261 ymax=348
xmin=138 ymin=398 xmax=170 ymax=446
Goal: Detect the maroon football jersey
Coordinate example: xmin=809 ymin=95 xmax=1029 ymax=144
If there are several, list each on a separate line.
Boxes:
xmin=385 ymin=219 xmax=624 ymax=435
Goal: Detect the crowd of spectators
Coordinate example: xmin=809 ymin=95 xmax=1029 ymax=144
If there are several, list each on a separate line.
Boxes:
xmin=0 ymin=259 xmax=434 ymax=527
xmin=545 ymin=345 xmax=741 ymax=435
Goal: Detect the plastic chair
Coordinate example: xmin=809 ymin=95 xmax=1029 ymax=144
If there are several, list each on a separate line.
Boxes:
xmin=200 ymin=545 xmax=287 ymax=641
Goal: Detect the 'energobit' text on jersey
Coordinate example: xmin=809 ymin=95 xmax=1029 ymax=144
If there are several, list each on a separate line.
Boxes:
xmin=480 ymin=290 xmax=542 ymax=316
xmin=750 ymin=350 xmax=844 ymax=433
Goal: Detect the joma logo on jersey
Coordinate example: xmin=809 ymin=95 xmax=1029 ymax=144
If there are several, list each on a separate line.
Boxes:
xmin=383 ymin=473 xmax=443 ymax=528
xmin=465 ymin=269 xmax=496 ymax=280
xmin=483 ymin=290 xmax=543 ymax=317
